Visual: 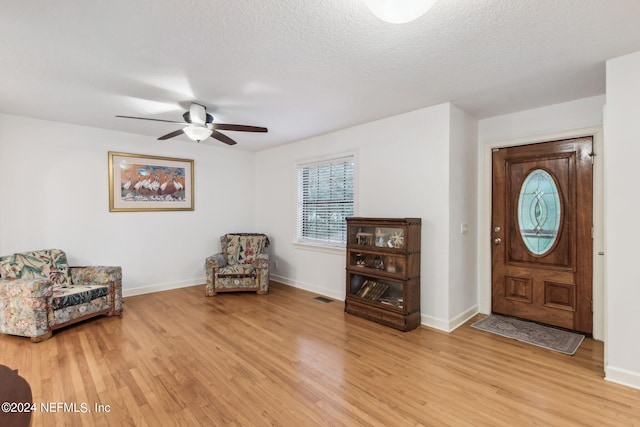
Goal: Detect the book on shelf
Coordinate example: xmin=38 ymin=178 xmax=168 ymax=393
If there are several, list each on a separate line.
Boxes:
xmin=378 ymin=295 xmax=404 ymax=308
xmin=355 ymin=280 xmax=389 ymax=301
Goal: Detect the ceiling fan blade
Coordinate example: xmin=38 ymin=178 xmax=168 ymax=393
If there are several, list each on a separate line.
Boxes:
xmin=157 ymin=129 xmax=185 ymax=140
xmin=211 ymin=130 xmax=237 ymax=145
xmin=116 ymin=115 xmax=183 ymax=124
xmin=213 ymin=123 xmax=268 ymax=133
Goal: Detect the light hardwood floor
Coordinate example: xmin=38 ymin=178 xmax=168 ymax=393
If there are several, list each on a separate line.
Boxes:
xmin=1 ymin=281 xmax=639 ymax=426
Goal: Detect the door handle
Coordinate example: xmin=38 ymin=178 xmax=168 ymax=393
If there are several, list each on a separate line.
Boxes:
xmin=494 ymin=237 xmax=502 ymax=245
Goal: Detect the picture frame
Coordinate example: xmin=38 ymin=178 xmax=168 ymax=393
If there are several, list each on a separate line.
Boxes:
xmin=108 ymin=151 xmax=194 ymax=212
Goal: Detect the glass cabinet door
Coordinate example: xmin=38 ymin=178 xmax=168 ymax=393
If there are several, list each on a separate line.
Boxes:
xmin=348 ymin=273 xmax=404 ymax=310
xmin=349 ymin=251 xmax=405 ymax=274
xmin=349 ymin=226 xmax=405 ymax=249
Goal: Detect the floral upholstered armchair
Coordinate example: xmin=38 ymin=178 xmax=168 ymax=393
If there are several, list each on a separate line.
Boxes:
xmin=205 ymin=233 xmax=270 ymax=296
xmin=0 ymin=249 xmax=122 ymax=342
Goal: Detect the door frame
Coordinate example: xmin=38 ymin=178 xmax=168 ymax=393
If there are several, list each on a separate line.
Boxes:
xmin=479 ymin=126 xmax=604 ymax=340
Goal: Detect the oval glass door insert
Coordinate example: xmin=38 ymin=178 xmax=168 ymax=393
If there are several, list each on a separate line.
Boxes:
xmin=517 ymin=169 xmax=561 ymax=255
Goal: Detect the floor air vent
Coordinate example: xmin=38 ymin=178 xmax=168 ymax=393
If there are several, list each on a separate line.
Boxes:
xmin=314 ymin=296 xmax=333 ymax=303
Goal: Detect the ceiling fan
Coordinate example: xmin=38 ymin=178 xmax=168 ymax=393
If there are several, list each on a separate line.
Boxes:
xmin=116 ymin=103 xmax=268 ymax=145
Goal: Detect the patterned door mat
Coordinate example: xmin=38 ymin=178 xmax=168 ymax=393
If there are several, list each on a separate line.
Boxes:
xmin=471 ymin=314 xmax=585 ymax=355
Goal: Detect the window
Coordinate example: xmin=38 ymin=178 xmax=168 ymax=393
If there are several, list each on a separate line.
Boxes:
xmin=297 ymin=154 xmax=355 ymax=247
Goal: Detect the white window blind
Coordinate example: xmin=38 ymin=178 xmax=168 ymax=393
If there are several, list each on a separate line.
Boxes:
xmin=297 ymin=155 xmax=355 ymax=246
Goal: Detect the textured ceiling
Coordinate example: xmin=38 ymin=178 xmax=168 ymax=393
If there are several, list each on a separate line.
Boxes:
xmin=2 ymin=0 xmax=640 ymax=151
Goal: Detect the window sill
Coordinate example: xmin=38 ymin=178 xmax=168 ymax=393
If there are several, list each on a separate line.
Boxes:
xmin=293 ymin=241 xmax=346 ymax=255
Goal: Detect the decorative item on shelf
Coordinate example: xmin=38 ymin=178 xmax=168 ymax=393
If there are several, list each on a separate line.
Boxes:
xmin=386 ymin=257 xmax=396 ymax=273
xmin=388 ymin=231 xmax=404 ymax=249
xmin=375 ymin=228 xmax=386 ymax=247
xmin=356 ymin=229 xmax=374 ymax=246
xmin=373 ymin=255 xmax=384 ymax=270
xmin=350 ymin=274 xmax=365 ymax=294
xmin=355 ymin=253 xmax=366 ymax=267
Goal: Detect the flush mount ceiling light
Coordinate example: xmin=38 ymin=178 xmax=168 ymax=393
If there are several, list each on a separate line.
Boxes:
xmin=183 ymin=125 xmax=213 ymax=142
xmin=363 ymin=0 xmax=437 ymax=24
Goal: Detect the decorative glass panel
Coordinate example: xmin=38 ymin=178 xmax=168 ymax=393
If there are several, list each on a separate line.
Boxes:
xmin=518 ymin=169 xmax=561 ymax=255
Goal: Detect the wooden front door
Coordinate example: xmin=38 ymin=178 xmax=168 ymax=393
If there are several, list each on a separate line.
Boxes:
xmin=491 ymin=137 xmax=593 ymax=334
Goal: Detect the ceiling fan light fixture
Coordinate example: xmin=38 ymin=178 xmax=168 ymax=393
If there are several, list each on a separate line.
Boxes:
xmin=116 ymin=102 xmax=267 ymax=146
xmin=363 ymin=0 xmax=437 ymax=24
xmin=183 ymin=125 xmax=212 ymax=142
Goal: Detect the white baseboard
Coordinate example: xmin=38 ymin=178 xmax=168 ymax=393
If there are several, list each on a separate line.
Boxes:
xmin=420 ymin=314 xmax=450 ymax=332
xmin=605 ymin=365 xmax=640 ymax=391
xmin=421 ymin=305 xmax=479 ymax=332
xmin=270 ymin=274 xmax=344 ymax=301
xmin=122 ymin=277 xmax=205 ymax=297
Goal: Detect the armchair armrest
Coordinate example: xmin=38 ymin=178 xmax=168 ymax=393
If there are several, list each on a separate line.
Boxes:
xmin=70 ymin=266 xmax=122 ymax=314
xmin=70 ymin=266 xmax=122 ymax=286
xmin=0 ymin=277 xmax=52 ymax=298
xmin=205 ymin=253 xmax=227 ymax=269
xmin=256 ymin=253 xmax=269 ymax=269
xmin=205 ymin=253 xmax=226 ymax=297
xmin=0 ymin=278 xmax=52 ymax=338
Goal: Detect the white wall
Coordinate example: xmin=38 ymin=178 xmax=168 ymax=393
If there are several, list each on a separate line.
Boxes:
xmin=0 ymin=113 xmax=256 ymax=296
xmin=478 ymin=95 xmax=606 ymax=143
xmin=604 ymin=51 xmax=640 ymax=390
xmin=255 ymin=103 xmax=479 ymax=331
xmin=448 ymin=105 xmax=479 ymax=325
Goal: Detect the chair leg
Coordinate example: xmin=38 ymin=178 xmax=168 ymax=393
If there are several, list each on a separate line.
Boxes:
xmin=30 ymin=331 xmax=52 ymax=343
xmin=205 ymin=275 xmax=217 ymax=296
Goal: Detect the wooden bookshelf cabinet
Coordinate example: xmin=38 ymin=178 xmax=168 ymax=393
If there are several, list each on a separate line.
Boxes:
xmin=344 ymin=217 xmax=421 ymax=331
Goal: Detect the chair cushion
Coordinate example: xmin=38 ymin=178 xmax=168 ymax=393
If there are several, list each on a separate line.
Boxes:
xmin=50 ymin=297 xmax=110 ymax=326
xmin=50 ymin=284 xmax=109 ymax=310
xmin=225 ymin=235 xmax=242 ymax=265
xmin=0 ymin=249 xmax=71 ymax=286
xmin=223 ymin=234 xmax=268 ymax=265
